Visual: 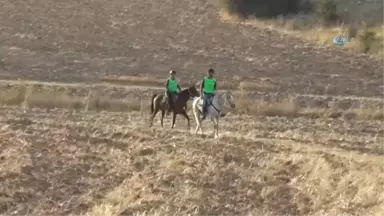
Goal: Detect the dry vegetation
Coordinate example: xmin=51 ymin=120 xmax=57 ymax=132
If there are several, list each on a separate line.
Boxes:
xmin=0 ymin=82 xmax=383 ymax=215
xmin=0 ymin=0 xmax=383 ymax=215
xmin=1 ymin=81 xmax=382 ymax=121
xmin=219 ymin=0 xmax=384 ymax=59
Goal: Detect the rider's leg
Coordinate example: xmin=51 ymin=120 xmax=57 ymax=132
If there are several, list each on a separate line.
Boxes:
xmin=202 ymin=93 xmax=207 ymax=120
xmin=170 ymin=92 xmax=175 ymax=112
xmin=170 ymin=92 xmax=176 ymax=112
xmin=166 ymin=91 xmax=172 ymax=114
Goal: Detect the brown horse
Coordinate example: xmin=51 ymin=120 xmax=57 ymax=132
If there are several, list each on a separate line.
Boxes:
xmin=149 ymin=85 xmax=199 ymax=129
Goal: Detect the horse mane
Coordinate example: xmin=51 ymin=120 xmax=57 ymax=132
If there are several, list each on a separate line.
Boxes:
xmin=179 ymin=86 xmax=190 ymax=95
xmin=180 ymin=84 xmax=196 ymax=94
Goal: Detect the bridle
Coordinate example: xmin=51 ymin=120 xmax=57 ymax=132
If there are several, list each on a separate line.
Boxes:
xmin=187 ymin=88 xmax=193 ymax=97
xmin=211 ymin=102 xmax=222 ymax=114
xmin=187 ymin=87 xmax=199 ymax=100
xmin=211 ymin=93 xmax=234 ymax=114
xmin=210 ymin=94 xmax=224 ymax=114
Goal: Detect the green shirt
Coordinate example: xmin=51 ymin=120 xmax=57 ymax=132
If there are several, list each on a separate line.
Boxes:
xmin=167 ymin=78 xmax=179 ymax=93
xmin=203 ymin=77 xmax=216 ymax=93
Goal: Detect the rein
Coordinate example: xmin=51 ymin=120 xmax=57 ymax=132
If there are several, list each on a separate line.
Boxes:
xmin=210 ymin=93 xmax=233 ymax=114
xmin=211 ymin=102 xmax=222 ymax=114
xmin=210 ymin=94 xmax=223 ymax=114
xmin=187 ymin=88 xmax=193 ymax=97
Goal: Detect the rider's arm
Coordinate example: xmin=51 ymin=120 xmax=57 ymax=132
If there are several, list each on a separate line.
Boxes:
xmin=165 ymin=79 xmax=169 ymax=91
xmin=200 ymin=79 xmax=204 ymax=96
xmin=214 ymin=81 xmax=216 ymax=91
xmin=177 ymin=83 xmax=181 ymax=91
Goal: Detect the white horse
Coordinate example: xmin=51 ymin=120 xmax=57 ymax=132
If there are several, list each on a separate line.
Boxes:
xmin=192 ymin=91 xmax=236 ymax=138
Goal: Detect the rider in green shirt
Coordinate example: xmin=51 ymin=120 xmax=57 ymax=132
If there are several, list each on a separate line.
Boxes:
xmin=165 ymin=70 xmax=181 ymax=115
xmin=200 ymin=68 xmax=217 ymax=120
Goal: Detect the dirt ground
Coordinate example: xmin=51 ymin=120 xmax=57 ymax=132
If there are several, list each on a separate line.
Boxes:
xmin=0 ymin=0 xmax=383 ymax=97
xmin=0 ymin=0 xmax=383 ymax=215
xmin=0 ymin=85 xmax=383 ymax=216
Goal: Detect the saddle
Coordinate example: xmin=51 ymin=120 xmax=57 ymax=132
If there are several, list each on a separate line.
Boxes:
xmin=163 ymin=92 xmax=178 ymax=105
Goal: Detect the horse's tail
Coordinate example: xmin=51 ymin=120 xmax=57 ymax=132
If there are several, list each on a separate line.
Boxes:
xmin=150 ymin=93 xmax=157 ymax=114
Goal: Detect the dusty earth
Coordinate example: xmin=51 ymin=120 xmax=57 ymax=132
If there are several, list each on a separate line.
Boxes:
xmin=0 ymin=0 xmax=383 ymax=215
xmin=0 ymin=84 xmax=383 ymax=215
xmin=0 ymin=101 xmax=383 ymax=215
xmin=0 ymin=0 xmax=383 ymax=97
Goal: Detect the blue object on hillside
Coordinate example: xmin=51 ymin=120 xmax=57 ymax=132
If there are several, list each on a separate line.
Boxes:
xmin=333 ymin=35 xmax=352 ymax=46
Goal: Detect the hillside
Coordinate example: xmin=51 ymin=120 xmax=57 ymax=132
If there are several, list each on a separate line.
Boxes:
xmin=0 ymin=85 xmax=382 ymax=215
xmin=330 ymin=0 xmax=383 ymax=24
xmin=0 ymin=0 xmax=383 ymax=97
xmin=0 ymin=0 xmax=383 ymax=215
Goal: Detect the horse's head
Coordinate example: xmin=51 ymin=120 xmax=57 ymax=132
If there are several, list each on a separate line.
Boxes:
xmin=223 ymin=91 xmax=236 ymax=109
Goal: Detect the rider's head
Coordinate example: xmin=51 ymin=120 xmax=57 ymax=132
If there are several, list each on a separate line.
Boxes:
xmin=207 ymin=68 xmax=214 ymax=77
xmin=169 ymin=70 xmax=176 ymax=78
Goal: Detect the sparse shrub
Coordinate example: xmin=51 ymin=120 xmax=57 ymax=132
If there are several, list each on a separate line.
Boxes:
xmin=236 ymin=98 xmax=298 ymax=117
xmin=346 ymin=25 xmax=359 ymax=38
xmin=316 ymin=0 xmax=340 ymax=25
xmin=355 ymin=27 xmax=377 ymax=53
xmin=87 ymin=90 xmax=141 ymax=112
xmin=350 ymin=26 xmax=381 ymax=53
xmin=0 ymin=84 xmax=28 ymax=106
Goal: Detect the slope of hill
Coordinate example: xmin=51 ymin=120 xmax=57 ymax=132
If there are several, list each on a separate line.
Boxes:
xmin=331 ymin=0 xmax=383 ymax=24
xmin=0 ymin=1 xmax=383 ymax=215
xmin=0 ymin=94 xmax=382 ymax=215
xmin=0 ymin=0 xmax=382 ymax=97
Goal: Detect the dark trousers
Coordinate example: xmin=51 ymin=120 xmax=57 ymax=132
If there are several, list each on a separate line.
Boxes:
xmin=166 ymin=91 xmax=177 ymax=112
xmin=202 ymin=92 xmax=214 ymax=114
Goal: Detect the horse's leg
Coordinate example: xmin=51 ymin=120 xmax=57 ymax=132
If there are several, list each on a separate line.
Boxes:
xmin=171 ymin=112 xmax=177 ymax=129
xmin=193 ymin=103 xmax=202 ymax=134
xmin=160 ymin=109 xmax=165 ymax=128
xmin=180 ymin=110 xmax=190 ymax=131
xmin=215 ymin=117 xmax=220 ymax=138
xmin=211 ymin=117 xmax=216 ymax=138
xmin=194 ymin=113 xmax=201 ymax=134
xmin=150 ymin=104 xmax=159 ymax=127
xmin=195 ymin=123 xmax=199 ymax=134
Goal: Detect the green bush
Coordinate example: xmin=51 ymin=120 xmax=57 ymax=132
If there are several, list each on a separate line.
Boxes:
xmin=219 ymin=0 xmax=313 ymax=18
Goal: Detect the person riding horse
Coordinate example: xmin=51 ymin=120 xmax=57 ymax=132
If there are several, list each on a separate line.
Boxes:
xmin=165 ymin=70 xmax=182 ymax=115
xmin=200 ymin=68 xmax=217 ymax=120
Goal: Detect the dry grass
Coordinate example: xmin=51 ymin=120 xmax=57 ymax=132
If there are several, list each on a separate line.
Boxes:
xmin=298 ymin=25 xmax=384 ymax=58
xmin=220 ymin=11 xmax=384 ymax=59
xmin=0 ymin=96 xmax=382 ymax=215
xmin=236 ymin=98 xmax=299 ymax=117
xmin=0 ymin=0 xmax=382 ymax=213
xmin=0 ymin=82 xmax=382 ymax=121
xmin=0 ymin=84 xmax=142 ymax=112
xmin=103 ymin=75 xmax=287 ymax=92
xmin=102 ymin=76 xmax=166 ymax=87
xmin=235 ymin=96 xmax=384 ymax=120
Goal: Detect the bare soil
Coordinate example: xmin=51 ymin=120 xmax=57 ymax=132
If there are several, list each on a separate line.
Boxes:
xmin=0 ymin=0 xmax=383 ymax=215
xmin=0 ymin=84 xmax=383 ymax=215
xmin=0 ymin=0 xmax=383 ymax=97
xmin=0 ymin=103 xmax=382 ymax=215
